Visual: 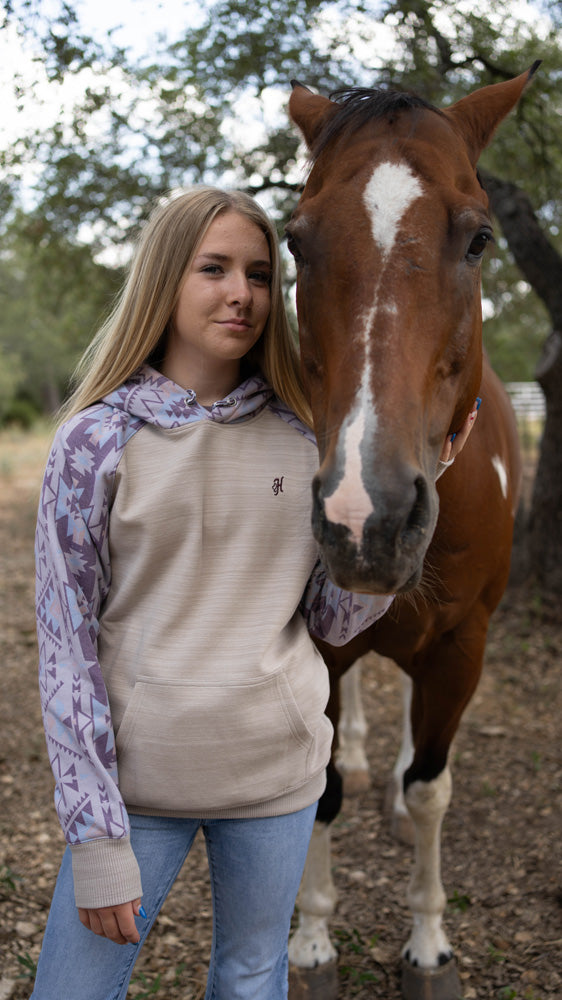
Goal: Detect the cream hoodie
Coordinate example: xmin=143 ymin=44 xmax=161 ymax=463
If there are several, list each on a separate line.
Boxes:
xmin=36 ymin=366 xmax=393 ymax=907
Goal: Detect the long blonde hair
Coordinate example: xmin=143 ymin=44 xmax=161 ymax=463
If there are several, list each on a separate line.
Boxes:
xmin=59 ymin=187 xmax=312 ymax=426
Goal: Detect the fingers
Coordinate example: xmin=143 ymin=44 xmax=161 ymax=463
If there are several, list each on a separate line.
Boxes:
xmin=440 ymin=396 xmax=481 ymax=464
xmin=102 ymin=905 xmax=137 ymax=945
xmin=77 ymin=900 xmax=143 ymax=945
xmin=439 ymin=437 xmax=453 ymax=464
xmin=78 ymin=907 xmax=93 ymax=932
xmin=450 ymin=396 xmax=480 ymax=460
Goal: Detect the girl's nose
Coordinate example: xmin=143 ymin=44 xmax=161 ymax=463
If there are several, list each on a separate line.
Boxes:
xmin=227 ymin=272 xmax=252 ymax=306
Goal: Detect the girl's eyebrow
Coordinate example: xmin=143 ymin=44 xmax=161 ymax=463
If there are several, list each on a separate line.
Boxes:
xmin=196 ymin=251 xmax=271 ymax=269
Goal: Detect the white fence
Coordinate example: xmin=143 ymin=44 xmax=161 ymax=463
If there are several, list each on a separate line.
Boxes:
xmin=505 ymin=382 xmax=546 ymax=421
xmin=504 ymin=382 xmax=545 ymax=455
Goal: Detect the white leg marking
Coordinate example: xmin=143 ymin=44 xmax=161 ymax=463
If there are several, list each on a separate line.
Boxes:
xmin=491 ymin=454 xmax=508 ymax=499
xmin=403 ymin=767 xmax=454 ymax=968
xmin=337 ymin=660 xmax=370 ymax=776
xmin=289 ymin=822 xmax=338 ymax=968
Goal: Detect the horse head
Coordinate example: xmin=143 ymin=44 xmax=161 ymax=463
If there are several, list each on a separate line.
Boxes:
xmin=287 ymin=65 xmax=538 ymax=594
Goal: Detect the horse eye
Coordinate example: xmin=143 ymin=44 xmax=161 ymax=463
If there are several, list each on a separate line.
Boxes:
xmin=286 ymin=232 xmax=305 ymax=265
xmin=466 ymin=229 xmax=494 ymax=262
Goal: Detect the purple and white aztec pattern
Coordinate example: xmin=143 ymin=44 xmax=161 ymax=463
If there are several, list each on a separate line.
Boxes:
xmin=36 ymin=366 xmax=393 ymax=850
xmin=120 ymin=365 xmax=274 ymax=426
xmin=36 ymin=404 xmax=140 ymax=847
xmin=301 ymin=566 xmax=394 ymax=646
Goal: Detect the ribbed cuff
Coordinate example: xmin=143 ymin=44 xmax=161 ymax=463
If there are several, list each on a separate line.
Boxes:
xmin=70 ymin=836 xmax=142 ymax=909
xmin=436 ymin=457 xmax=455 ymax=480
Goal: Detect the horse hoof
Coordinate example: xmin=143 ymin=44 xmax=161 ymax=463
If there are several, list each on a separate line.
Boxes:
xmin=342 ymin=768 xmax=371 ymax=796
xmin=288 ymin=958 xmax=339 ymax=1000
xmin=401 ymin=956 xmax=462 ymax=1000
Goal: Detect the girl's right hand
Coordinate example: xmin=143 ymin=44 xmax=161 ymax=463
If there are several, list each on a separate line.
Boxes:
xmin=439 ymin=397 xmax=481 ymax=464
xmin=78 ymin=897 xmax=143 ymax=945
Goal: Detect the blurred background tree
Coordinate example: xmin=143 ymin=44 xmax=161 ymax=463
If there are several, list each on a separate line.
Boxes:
xmin=1 ymin=0 xmax=561 ymax=589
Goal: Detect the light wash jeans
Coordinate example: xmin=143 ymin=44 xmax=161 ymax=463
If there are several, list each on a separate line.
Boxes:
xmin=31 ymin=805 xmax=317 ymax=1000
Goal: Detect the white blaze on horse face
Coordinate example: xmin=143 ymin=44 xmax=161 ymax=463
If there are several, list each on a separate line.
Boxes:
xmin=363 ymin=161 xmax=424 ymax=261
xmin=323 ymin=403 xmax=376 ymax=547
xmin=323 ymin=161 xmax=424 ymax=546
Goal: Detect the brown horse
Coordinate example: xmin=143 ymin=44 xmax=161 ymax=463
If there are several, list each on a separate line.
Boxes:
xmin=286 ymin=67 xmax=537 ymax=1000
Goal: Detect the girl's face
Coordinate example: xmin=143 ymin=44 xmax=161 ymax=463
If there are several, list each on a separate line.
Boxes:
xmin=162 ymin=211 xmax=272 ymax=401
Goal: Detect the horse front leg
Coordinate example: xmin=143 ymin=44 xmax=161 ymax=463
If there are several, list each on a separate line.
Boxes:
xmin=401 ymin=765 xmax=463 ymax=1000
xmin=400 ymin=618 xmax=487 ymax=1000
xmin=288 ymin=761 xmax=342 ymax=1000
xmin=402 ymin=765 xmax=453 ymax=967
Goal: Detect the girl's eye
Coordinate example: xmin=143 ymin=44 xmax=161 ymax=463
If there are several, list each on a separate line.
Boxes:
xmin=249 ymin=271 xmax=271 ymax=285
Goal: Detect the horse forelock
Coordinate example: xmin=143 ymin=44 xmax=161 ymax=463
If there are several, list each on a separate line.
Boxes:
xmin=310 ymin=87 xmax=443 ymax=160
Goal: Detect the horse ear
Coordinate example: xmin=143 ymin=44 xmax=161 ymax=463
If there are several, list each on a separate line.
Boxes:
xmin=288 ymin=81 xmax=339 ymax=150
xmin=442 ymin=62 xmax=541 ymax=166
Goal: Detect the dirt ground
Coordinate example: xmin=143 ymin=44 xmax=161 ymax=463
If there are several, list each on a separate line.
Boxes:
xmin=0 ymin=428 xmax=560 ymax=1000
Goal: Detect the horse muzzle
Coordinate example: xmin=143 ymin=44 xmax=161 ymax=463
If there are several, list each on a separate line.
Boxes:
xmin=311 ymin=465 xmax=438 ymax=594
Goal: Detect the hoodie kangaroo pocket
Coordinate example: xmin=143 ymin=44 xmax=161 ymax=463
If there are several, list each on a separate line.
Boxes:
xmin=115 ymin=670 xmax=323 ymax=812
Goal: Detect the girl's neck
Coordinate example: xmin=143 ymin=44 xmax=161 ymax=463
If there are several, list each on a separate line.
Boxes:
xmin=159 ymin=358 xmax=241 ymax=406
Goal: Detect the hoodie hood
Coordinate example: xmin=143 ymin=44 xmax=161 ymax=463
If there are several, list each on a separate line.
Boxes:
xmin=101 ymin=364 xmax=274 ymax=430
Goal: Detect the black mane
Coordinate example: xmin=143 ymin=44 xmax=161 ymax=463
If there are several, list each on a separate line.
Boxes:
xmin=311 ymin=86 xmax=442 ymax=159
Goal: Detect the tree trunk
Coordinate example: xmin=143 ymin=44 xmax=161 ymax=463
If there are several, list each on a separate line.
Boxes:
xmin=41 ymin=375 xmax=62 ymax=416
xmin=481 ymin=170 xmax=562 ymax=595
xmin=528 ymin=331 xmax=562 ymax=593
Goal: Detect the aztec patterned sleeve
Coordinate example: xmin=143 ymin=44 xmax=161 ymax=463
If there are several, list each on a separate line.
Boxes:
xmin=300 ymin=560 xmax=394 ymax=647
xmin=35 ymin=407 xmax=143 ymax=908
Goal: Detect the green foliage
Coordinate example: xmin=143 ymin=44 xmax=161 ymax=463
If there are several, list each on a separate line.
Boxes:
xmin=128 ymin=964 xmax=189 ymax=996
xmin=482 ymin=244 xmax=550 ymax=380
xmin=335 ymin=926 xmax=382 ymax=993
xmin=0 ymin=864 xmax=19 ymax=891
xmin=1 ymin=0 xmax=562 ymax=407
xmin=2 ymin=0 xmax=125 ymax=81
xmin=129 ymin=970 xmax=162 ymax=997
xmin=487 ymin=942 xmax=508 ymax=963
xmin=0 ymin=397 xmax=40 ymax=429
xmin=0 ymin=210 xmax=122 ymax=414
xmin=16 ymin=950 xmax=37 ymax=979
xmin=447 ymin=889 xmax=472 ymax=912
xmin=0 ymin=347 xmax=24 ymax=420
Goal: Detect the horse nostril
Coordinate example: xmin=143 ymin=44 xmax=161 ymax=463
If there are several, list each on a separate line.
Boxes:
xmin=404 ymin=475 xmax=430 ymax=540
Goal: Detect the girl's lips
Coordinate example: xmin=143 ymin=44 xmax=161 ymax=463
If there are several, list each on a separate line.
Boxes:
xmin=218 ymin=318 xmax=252 ymax=330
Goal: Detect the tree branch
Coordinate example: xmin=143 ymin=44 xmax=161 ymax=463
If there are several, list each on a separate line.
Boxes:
xmin=480 ymin=168 xmax=562 ymax=328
